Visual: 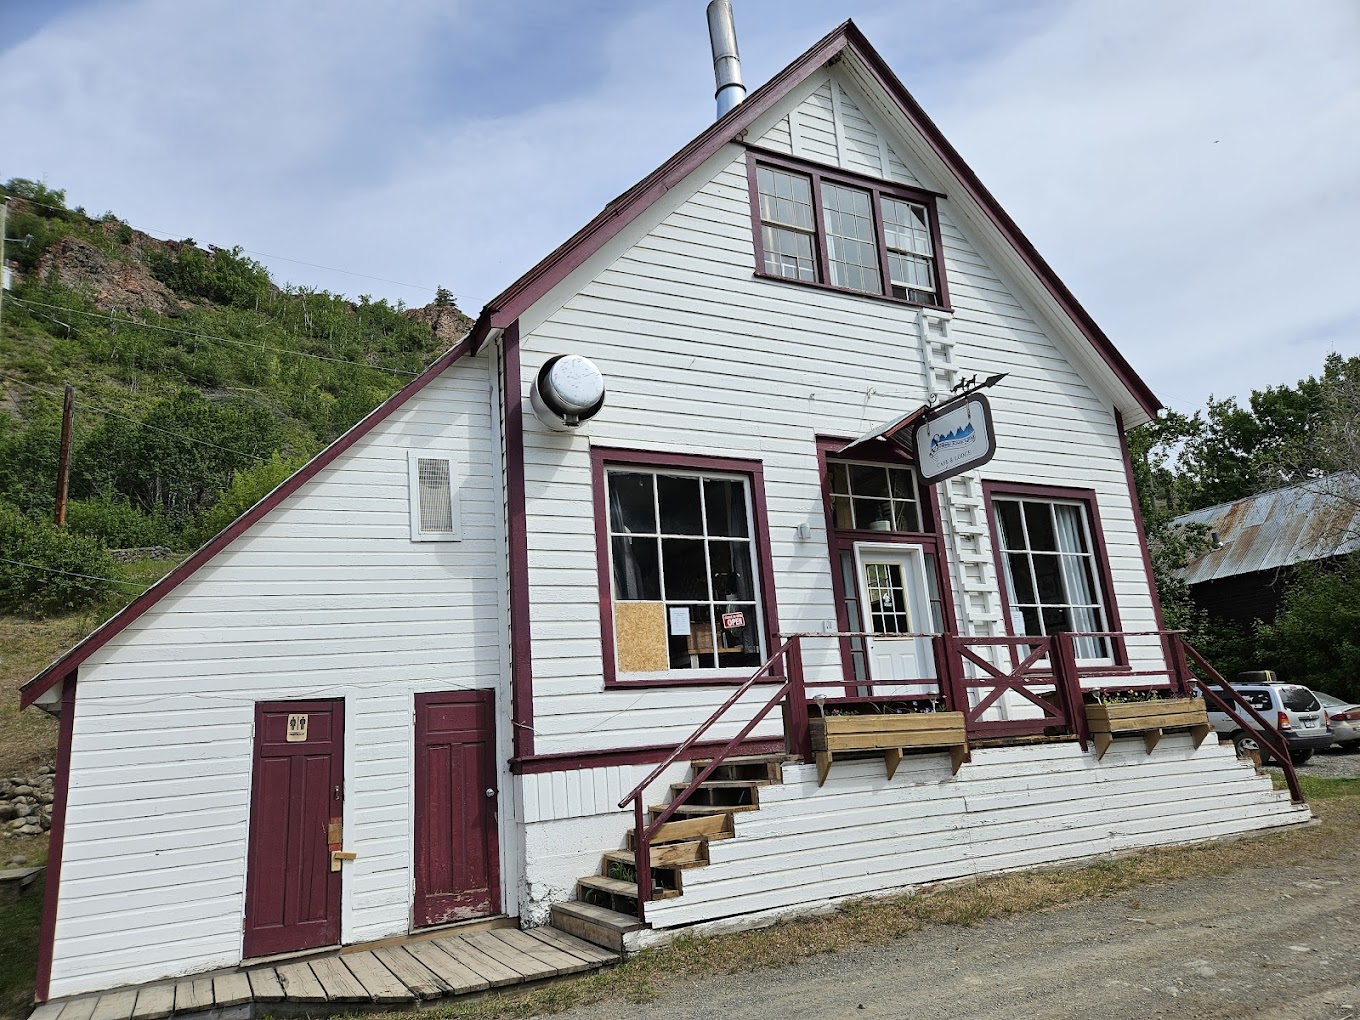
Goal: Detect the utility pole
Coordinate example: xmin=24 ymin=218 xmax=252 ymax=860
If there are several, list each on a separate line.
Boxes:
xmin=0 ymin=198 xmax=7 ymax=339
xmin=55 ymin=384 xmax=74 ymax=527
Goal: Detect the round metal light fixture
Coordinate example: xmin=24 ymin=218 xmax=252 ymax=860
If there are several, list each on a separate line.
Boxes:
xmin=529 ymin=354 xmax=606 ymax=431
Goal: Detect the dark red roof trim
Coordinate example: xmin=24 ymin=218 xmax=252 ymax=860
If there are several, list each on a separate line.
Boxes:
xmin=20 ymin=338 xmax=475 ymax=709
xmin=33 ymin=677 xmax=75 ymax=1001
xmin=467 ymin=22 xmax=1159 ymax=420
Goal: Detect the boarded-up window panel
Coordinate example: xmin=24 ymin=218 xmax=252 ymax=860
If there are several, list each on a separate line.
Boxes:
xmin=615 ymin=601 xmax=669 ymax=673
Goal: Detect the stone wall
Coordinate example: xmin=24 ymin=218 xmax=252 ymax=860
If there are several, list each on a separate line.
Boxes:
xmin=1 ymin=767 xmax=55 ymax=836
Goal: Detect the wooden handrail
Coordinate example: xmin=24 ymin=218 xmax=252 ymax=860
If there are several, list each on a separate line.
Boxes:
xmin=616 ymin=636 xmax=804 ymax=920
xmin=1177 ymin=637 xmax=1305 ymax=803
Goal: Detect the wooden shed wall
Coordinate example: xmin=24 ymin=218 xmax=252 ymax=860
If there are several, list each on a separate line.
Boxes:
xmin=49 ymin=357 xmax=509 ymax=999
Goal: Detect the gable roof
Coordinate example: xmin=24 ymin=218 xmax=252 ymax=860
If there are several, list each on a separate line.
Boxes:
xmin=20 ymin=338 xmax=473 ymax=709
xmin=467 ymin=20 xmax=1161 ymax=423
xmin=22 ymin=20 xmax=1161 ymax=709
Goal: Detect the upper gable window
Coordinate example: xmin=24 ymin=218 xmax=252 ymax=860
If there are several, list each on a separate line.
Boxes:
xmin=748 ymin=151 xmax=948 ymax=310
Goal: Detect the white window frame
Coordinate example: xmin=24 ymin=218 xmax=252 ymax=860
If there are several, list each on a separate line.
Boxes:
xmin=407 ymin=450 xmax=461 ymax=543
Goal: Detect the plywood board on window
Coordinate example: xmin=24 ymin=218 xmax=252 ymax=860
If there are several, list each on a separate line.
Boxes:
xmin=615 ymin=601 xmax=668 ymax=673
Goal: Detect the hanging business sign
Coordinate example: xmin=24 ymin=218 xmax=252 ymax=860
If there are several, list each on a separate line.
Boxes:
xmin=913 ymin=393 xmax=997 ymax=484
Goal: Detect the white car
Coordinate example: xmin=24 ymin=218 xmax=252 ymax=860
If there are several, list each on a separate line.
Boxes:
xmin=1312 ymin=691 xmax=1360 ymax=749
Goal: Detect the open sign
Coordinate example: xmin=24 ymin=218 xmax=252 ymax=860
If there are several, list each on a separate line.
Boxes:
xmin=721 ymin=611 xmax=746 ymax=629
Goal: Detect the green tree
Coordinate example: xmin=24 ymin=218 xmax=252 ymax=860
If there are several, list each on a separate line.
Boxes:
xmin=1256 ymin=552 xmax=1360 ymax=702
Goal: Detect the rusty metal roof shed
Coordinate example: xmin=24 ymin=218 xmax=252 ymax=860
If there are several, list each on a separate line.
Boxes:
xmin=1174 ymin=473 xmax=1360 ymax=585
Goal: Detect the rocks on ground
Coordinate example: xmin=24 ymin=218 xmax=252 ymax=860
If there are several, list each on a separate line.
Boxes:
xmin=0 ymin=765 xmax=56 ymax=837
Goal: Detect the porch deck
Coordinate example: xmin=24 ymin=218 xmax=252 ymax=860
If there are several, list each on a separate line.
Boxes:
xmin=28 ymin=923 xmax=619 ymax=1020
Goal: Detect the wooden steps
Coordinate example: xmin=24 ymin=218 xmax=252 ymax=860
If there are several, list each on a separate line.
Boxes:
xmin=604 ymin=841 xmax=708 ymax=869
xmin=558 ymin=754 xmax=788 ymax=953
xmin=549 ymin=901 xmax=647 ymax=954
xmin=29 ymin=926 xmax=619 ymax=1020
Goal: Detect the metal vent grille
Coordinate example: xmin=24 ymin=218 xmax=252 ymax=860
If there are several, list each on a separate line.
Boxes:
xmin=417 ymin=458 xmax=454 ymax=533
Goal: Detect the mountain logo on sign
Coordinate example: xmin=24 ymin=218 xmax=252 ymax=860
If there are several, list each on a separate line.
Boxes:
xmin=930 ymin=421 xmax=976 ymax=453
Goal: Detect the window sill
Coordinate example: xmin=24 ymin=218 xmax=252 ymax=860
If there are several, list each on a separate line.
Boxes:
xmin=605 ymin=672 xmax=786 ymax=690
xmin=752 ymin=270 xmax=953 ymax=315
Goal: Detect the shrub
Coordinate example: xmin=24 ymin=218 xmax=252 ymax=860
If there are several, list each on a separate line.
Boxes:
xmin=190 ymin=451 xmax=309 ymax=546
xmin=0 ymin=501 xmax=124 ymax=615
xmin=65 ymin=493 xmax=182 ymax=550
xmin=146 ymin=243 xmax=272 ymax=308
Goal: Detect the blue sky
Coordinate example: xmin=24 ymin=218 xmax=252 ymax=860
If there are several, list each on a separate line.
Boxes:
xmin=2 ymin=0 xmax=1357 ymax=413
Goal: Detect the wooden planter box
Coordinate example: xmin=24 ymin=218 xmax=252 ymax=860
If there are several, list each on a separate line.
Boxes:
xmin=809 ymin=712 xmax=969 ymax=786
xmin=1085 ymin=698 xmax=1212 ymax=760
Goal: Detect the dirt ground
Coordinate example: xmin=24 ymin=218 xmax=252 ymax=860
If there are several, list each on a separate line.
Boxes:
xmin=555 ymin=821 xmax=1360 ymax=1020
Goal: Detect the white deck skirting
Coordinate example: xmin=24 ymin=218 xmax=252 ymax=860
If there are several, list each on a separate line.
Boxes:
xmin=638 ymin=735 xmax=1307 ymax=936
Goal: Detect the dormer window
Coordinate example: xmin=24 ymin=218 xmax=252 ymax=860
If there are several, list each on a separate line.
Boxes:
xmin=748 ymin=150 xmax=948 ymax=310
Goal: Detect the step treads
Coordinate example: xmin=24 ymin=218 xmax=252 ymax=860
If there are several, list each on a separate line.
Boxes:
xmin=673 ymin=779 xmax=771 ymax=789
xmin=649 ymin=803 xmax=756 ymax=816
xmin=605 ymin=841 xmax=707 ymax=868
xmin=578 ymin=875 xmax=680 ymax=900
xmin=550 ymin=899 xmax=648 ymax=933
xmin=635 ymin=811 xmax=734 ymax=845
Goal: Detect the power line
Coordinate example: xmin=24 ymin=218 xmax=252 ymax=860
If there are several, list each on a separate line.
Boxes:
xmin=0 ymin=555 xmax=149 ymax=591
xmin=5 ymin=378 xmax=262 ymax=459
xmin=0 ymin=189 xmax=446 ymax=296
xmin=8 ymin=296 xmax=421 ymax=377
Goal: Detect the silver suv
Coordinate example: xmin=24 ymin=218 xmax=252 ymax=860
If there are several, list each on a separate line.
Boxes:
xmin=1206 ymin=674 xmax=1332 ymax=765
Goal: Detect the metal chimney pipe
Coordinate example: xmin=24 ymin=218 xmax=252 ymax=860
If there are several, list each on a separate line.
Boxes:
xmin=707 ymin=0 xmax=746 ymax=119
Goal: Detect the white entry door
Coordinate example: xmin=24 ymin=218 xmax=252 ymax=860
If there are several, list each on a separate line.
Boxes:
xmin=853 ymin=544 xmax=938 ymax=697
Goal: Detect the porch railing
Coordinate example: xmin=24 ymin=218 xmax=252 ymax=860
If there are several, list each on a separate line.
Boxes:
xmin=615 ymin=629 xmax=1306 ymax=917
xmin=615 ymin=637 xmax=811 ymax=921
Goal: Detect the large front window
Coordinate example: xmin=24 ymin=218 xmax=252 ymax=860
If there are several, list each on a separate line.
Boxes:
xmin=993 ymin=496 xmax=1111 ymax=660
xmin=606 ymin=467 xmax=766 ymax=675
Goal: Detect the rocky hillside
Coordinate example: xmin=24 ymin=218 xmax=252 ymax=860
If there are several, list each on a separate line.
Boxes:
xmin=0 ymin=178 xmax=472 ymax=614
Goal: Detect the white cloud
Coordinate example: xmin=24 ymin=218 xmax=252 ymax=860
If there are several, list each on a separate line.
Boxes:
xmin=921 ymin=0 xmax=1360 ymax=409
xmin=2 ymin=0 xmax=1356 ymax=410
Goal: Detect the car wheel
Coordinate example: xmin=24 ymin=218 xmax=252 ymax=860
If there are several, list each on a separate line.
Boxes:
xmin=1341 ymin=740 xmax=1360 ymax=751
xmin=1289 ymin=749 xmax=1314 ymax=766
xmin=1232 ymin=731 xmax=1268 ymax=763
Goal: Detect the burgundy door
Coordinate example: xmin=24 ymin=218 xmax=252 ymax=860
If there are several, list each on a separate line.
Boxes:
xmin=243 ymin=700 xmax=344 ymax=958
xmin=414 ymin=691 xmax=501 ymax=927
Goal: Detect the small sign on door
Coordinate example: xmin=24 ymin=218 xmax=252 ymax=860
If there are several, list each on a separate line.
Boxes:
xmin=287 ymin=713 xmax=309 ymax=742
xmin=721 ymin=611 xmax=746 ymax=629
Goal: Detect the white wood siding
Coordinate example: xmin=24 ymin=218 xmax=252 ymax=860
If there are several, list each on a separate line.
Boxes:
xmin=50 ymin=356 xmax=510 ymax=999
xmin=756 ymin=72 xmax=922 ymax=187
xmin=516 ymin=66 xmax=1162 ymax=757
xmin=517 ymin=760 xmax=691 ymax=923
xmin=643 ymin=737 xmax=1307 ymax=930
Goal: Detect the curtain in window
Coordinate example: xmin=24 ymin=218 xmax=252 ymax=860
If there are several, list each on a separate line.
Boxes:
xmin=1054 ymin=504 xmax=1102 ymax=658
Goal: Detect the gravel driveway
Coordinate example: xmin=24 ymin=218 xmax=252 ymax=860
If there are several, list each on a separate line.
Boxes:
xmin=1290 ymin=744 xmax=1360 ymax=780
xmin=556 ymin=810 xmax=1360 ymax=1020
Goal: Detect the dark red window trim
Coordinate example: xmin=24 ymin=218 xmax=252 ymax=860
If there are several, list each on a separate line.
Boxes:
xmin=592 ymin=447 xmax=782 ymax=688
xmin=745 ymin=146 xmax=952 ymax=313
xmin=981 ymin=480 xmax=1128 ymax=668
xmin=815 ymin=436 xmax=959 ymax=694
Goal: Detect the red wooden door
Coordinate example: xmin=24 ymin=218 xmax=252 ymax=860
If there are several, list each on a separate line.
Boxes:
xmin=414 ymin=691 xmax=501 ymax=927
xmin=243 ymin=700 xmax=344 ymax=958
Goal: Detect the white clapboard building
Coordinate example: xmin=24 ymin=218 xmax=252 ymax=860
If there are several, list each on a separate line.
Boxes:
xmin=21 ymin=13 xmax=1309 ymax=1007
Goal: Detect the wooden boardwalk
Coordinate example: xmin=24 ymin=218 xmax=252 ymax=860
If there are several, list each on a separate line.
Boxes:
xmin=29 ymin=926 xmax=619 ymax=1020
